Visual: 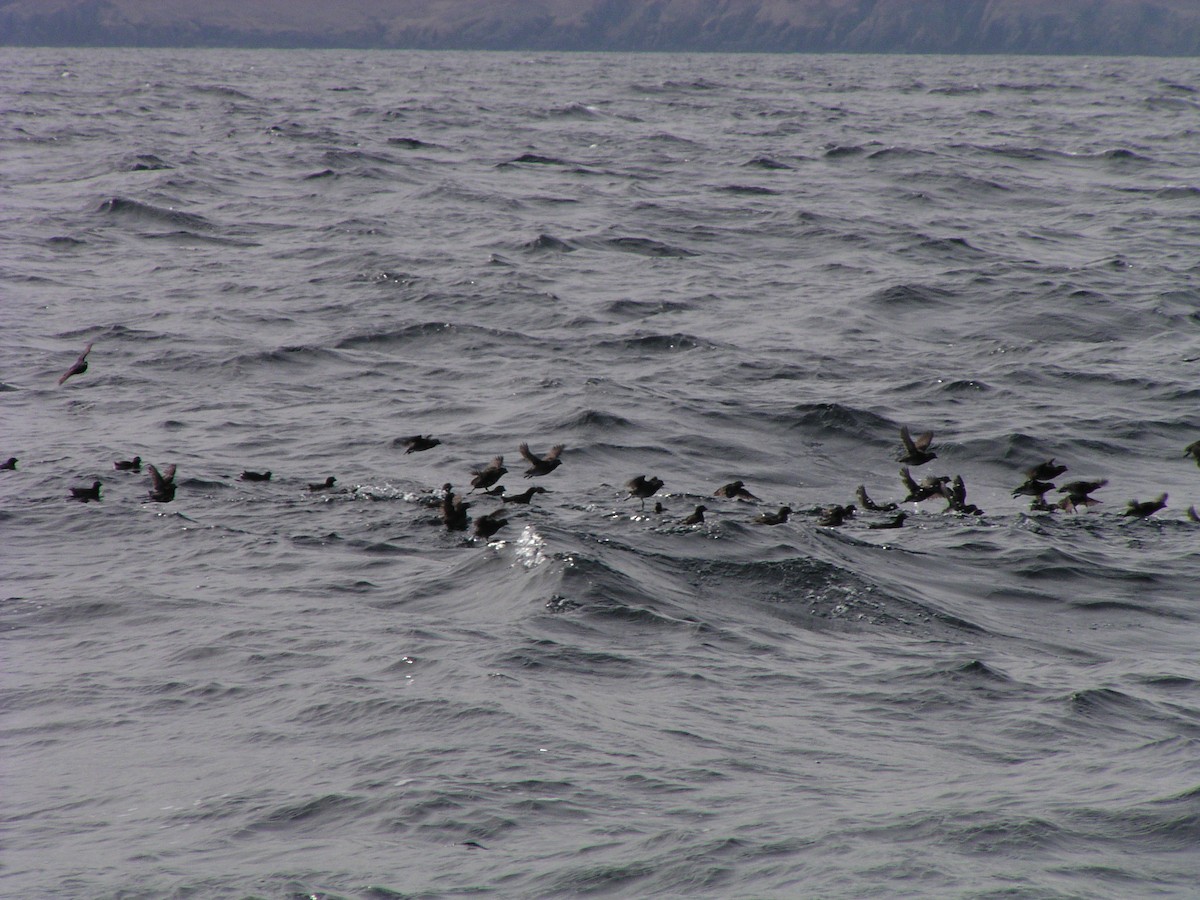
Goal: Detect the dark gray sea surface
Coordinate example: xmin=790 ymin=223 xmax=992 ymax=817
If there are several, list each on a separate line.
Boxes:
xmin=2 ymin=47 xmax=1199 ymax=898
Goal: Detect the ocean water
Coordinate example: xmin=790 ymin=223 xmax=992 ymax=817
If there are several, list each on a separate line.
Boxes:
xmin=2 ymin=48 xmax=1199 ymax=899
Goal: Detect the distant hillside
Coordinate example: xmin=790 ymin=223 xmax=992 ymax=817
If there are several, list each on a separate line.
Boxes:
xmin=2 ymin=0 xmax=1199 ymax=55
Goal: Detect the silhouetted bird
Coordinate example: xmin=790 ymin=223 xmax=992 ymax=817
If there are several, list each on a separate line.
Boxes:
xmin=114 ymin=456 xmax=141 ymax=472
xmin=441 ymin=483 xmax=471 ymax=531
xmin=502 ymin=486 xmax=549 ymax=505
xmin=58 ymin=341 xmax=93 ymax=385
xmin=1012 ymin=478 xmax=1054 ymax=500
xmin=900 ymin=467 xmax=947 ymax=503
xmin=897 ymin=426 xmax=937 ymax=466
xmin=681 ymin=505 xmax=707 ymax=525
xmin=240 ymin=470 xmax=271 ymax=481
xmin=856 ymin=485 xmax=897 ymax=511
xmin=308 ymin=476 xmax=336 ymax=492
xmin=471 ymin=456 xmax=507 ymax=492
xmin=1188 ymin=506 xmax=1199 ymax=523
xmin=868 ymin=512 xmax=908 ymax=529
xmin=474 ymin=510 xmax=509 ymax=539
xmin=399 ymin=434 xmax=441 ymax=454
xmin=714 ymin=480 xmax=759 ymax=501
xmin=1124 ymin=493 xmax=1167 ymax=518
xmin=945 ymin=475 xmax=982 ymax=515
xmin=147 ymin=464 xmax=176 ymax=502
xmin=1 ymin=457 xmax=16 ymax=470
xmin=653 ymin=502 xmax=664 ymax=514
xmin=1025 ymin=459 xmax=1067 ymax=481
xmin=70 ymin=480 xmax=101 ymax=502
xmin=1184 ymin=440 xmax=1200 ymax=467
xmin=519 ymin=443 xmax=564 ymax=477
xmin=1057 ymin=479 xmax=1107 ymax=511
xmin=481 ymin=484 xmax=507 ymax=497
xmin=753 ymin=506 xmax=791 ymax=525
xmin=817 ymin=504 xmax=855 ymax=527
xmin=626 ymin=475 xmax=664 ymax=509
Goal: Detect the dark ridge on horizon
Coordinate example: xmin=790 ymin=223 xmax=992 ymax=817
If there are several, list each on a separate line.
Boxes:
xmin=1 ymin=0 xmax=1198 ymax=56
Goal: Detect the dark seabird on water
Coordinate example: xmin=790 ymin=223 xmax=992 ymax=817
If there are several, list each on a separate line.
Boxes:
xmin=714 ymin=480 xmax=759 ymax=501
xmin=626 ymin=475 xmax=664 ymax=509
xmin=1012 ymin=478 xmax=1054 ymax=500
xmin=1124 ymin=493 xmax=1167 ymax=518
xmin=653 ymin=502 xmax=664 ymax=514
xmin=816 ymin=504 xmax=855 ymax=527
xmin=481 ymin=484 xmax=507 ymax=497
xmin=1188 ymin=505 xmax=1199 ymax=523
xmin=308 ymin=476 xmax=337 ymax=492
xmin=1184 ymin=440 xmax=1200 ymax=467
xmin=58 ymin=341 xmax=93 ymax=385
xmin=1025 ymin=458 xmax=1067 ymax=481
xmin=681 ymin=505 xmax=707 ymax=526
xmin=240 ymin=470 xmax=271 ymax=481
xmin=399 ymin=434 xmax=441 ymax=454
xmin=147 ymin=464 xmax=176 ymax=503
xmin=900 ymin=467 xmax=947 ymax=503
xmin=441 ymin=483 xmax=471 ymax=531
xmin=114 ymin=456 xmax=142 ymax=472
xmin=856 ymin=485 xmax=897 ymax=512
xmin=519 ymin=443 xmax=564 ymax=478
xmin=868 ymin=511 xmax=908 ymax=529
xmin=1057 ymin=478 xmax=1107 ymax=511
xmin=1 ymin=457 xmax=16 ymax=470
xmin=897 ymin=426 xmax=937 ymax=466
xmin=944 ymin=476 xmax=982 ymax=515
xmin=474 ymin=510 xmax=509 ymax=539
xmin=70 ymin=480 xmax=101 ymax=502
xmin=471 ymin=456 xmax=507 ymax=492
xmin=753 ymin=506 xmax=791 ymax=525
xmin=502 ymin=486 xmax=549 ymax=505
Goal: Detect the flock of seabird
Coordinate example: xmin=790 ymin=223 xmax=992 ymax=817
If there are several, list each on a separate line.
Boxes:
xmin=10 ymin=343 xmax=1200 ymax=535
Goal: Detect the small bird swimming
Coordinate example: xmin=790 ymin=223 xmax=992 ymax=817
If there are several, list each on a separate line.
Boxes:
xmin=240 ymin=470 xmax=271 ymax=481
xmin=70 ymin=480 xmax=101 ymax=502
xmin=398 ymin=434 xmax=441 ymax=454
xmin=1057 ymin=478 xmax=1107 ymax=510
xmin=441 ymin=483 xmax=471 ymax=531
xmin=1184 ymin=440 xmax=1200 ymax=467
xmin=944 ymin=475 xmax=982 ymax=515
xmin=473 ymin=510 xmax=509 ymax=539
xmin=681 ymin=505 xmax=707 ymax=525
xmin=471 ymin=456 xmax=507 ymax=492
xmin=856 ymin=485 xmax=897 ymax=512
xmin=816 ymin=504 xmax=855 ymax=527
xmin=58 ymin=341 xmax=93 ymax=385
xmin=753 ymin=506 xmax=792 ymax=525
xmin=502 ymin=486 xmax=549 ymax=505
xmin=868 ymin=511 xmax=908 ymax=529
xmin=1123 ymin=493 xmax=1167 ymax=518
xmin=897 ymin=426 xmax=937 ymax=466
xmin=114 ymin=456 xmax=142 ymax=472
xmin=626 ymin=475 xmax=664 ymax=509
xmin=308 ymin=476 xmax=336 ymax=492
xmin=147 ymin=464 xmax=176 ymax=502
xmin=1025 ymin=459 xmax=1067 ymax=481
xmin=519 ymin=443 xmax=564 ymax=478
xmin=900 ymin=467 xmax=947 ymax=503
xmin=1 ymin=457 xmax=16 ymax=470
xmin=714 ymin=480 xmax=759 ymax=501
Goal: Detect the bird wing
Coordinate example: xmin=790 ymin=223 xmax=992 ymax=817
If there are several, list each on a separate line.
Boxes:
xmin=544 ymin=444 xmax=565 ymax=461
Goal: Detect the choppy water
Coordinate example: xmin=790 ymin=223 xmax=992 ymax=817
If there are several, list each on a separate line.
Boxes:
xmin=3 ymin=48 xmax=1200 ymax=898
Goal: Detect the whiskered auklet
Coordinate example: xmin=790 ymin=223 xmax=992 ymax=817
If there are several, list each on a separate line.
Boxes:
xmin=473 ymin=510 xmax=509 ymax=539
xmin=625 ymin=475 xmax=664 ymax=509
xmin=1123 ymin=493 xmax=1167 ymax=518
xmin=147 ymin=464 xmax=176 ymax=502
xmin=868 ymin=511 xmax=908 ymax=529
xmin=753 ymin=506 xmax=791 ymax=525
xmin=681 ymin=505 xmax=707 ymax=525
xmin=816 ymin=504 xmax=855 ymax=527
xmin=70 ymin=480 xmax=101 ymax=502
xmin=2 ymin=457 xmax=17 ymax=470
xmin=240 ymin=470 xmax=271 ymax=481
xmin=900 ymin=467 xmax=948 ymax=503
xmin=58 ymin=341 xmax=93 ymax=385
xmin=1057 ymin=479 xmax=1107 ymax=510
xmin=1025 ymin=458 xmax=1067 ymax=481
xmin=856 ymin=485 xmax=897 ymax=512
xmin=114 ymin=456 xmax=141 ymax=472
xmin=399 ymin=435 xmax=441 ymax=454
xmin=471 ymin=456 xmax=507 ymax=491
xmin=714 ymin=480 xmax=759 ymax=501
xmin=441 ymin=483 xmax=471 ymax=531
xmin=1184 ymin=440 xmax=1200 ymax=467
xmin=502 ymin=486 xmax=549 ymax=505
xmin=944 ymin=475 xmax=982 ymax=515
xmin=1012 ymin=478 xmax=1054 ymax=500
xmin=519 ymin=443 xmax=564 ymax=477
xmin=308 ymin=476 xmax=336 ymax=492
xmin=897 ymin=426 xmax=937 ymax=466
